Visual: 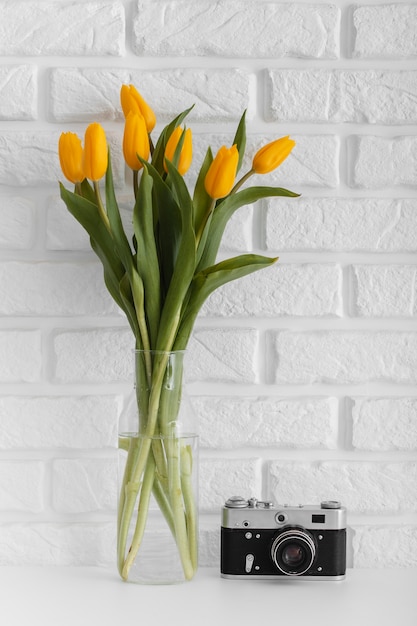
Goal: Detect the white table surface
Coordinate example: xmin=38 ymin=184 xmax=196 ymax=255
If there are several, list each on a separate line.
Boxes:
xmin=1 ymin=566 xmax=416 ymax=626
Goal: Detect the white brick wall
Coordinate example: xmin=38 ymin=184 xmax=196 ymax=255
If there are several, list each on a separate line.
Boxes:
xmin=0 ymin=0 xmax=416 ymax=571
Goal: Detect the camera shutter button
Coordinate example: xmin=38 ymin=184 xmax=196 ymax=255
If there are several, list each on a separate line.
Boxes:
xmin=321 ymin=500 xmax=341 ymax=509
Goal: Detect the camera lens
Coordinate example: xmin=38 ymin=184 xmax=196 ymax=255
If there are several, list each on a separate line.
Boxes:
xmin=271 ymin=528 xmax=316 ymax=576
xmin=282 ymin=544 xmax=305 ymax=567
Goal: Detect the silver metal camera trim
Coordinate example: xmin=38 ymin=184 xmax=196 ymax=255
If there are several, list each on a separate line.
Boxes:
xmin=221 ymin=573 xmax=346 ymax=581
xmin=222 ymin=502 xmax=346 ymax=531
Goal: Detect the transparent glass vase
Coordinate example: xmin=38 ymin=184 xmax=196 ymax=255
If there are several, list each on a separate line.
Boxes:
xmin=117 ymin=350 xmax=198 ymax=584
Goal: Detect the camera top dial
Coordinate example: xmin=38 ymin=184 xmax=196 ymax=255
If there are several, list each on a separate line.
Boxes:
xmin=225 ymin=496 xmax=249 ymax=508
xmin=225 ymin=496 xmax=274 ymax=509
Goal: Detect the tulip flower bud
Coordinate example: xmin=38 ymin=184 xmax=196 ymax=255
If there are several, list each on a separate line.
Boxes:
xmin=252 ymin=135 xmax=295 ymax=174
xmin=83 ymin=123 xmax=108 ymax=182
xmin=120 ymin=84 xmax=156 ymax=133
xmin=58 ymin=132 xmax=85 ymax=184
xmin=123 ymin=111 xmax=150 ymax=171
xmin=204 ymin=145 xmax=239 ymax=200
xmin=164 ymin=126 xmax=192 ymax=175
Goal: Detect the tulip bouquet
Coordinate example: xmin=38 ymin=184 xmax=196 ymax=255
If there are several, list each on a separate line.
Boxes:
xmin=58 ymin=84 xmax=298 ymax=582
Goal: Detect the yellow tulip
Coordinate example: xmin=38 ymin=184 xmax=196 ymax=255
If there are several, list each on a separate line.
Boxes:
xmin=164 ymin=127 xmax=192 ymax=175
xmin=252 ymin=135 xmax=295 ymax=174
xmin=120 ymin=84 xmax=156 ymax=133
xmin=58 ymin=132 xmax=84 ymax=184
xmin=123 ymin=112 xmax=150 ymax=171
xmin=83 ymin=123 xmax=108 ymax=181
xmin=204 ymin=145 xmax=239 ymax=199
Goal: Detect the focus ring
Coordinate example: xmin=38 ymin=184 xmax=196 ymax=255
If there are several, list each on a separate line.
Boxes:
xmin=271 ymin=528 xmax=316 ymax=576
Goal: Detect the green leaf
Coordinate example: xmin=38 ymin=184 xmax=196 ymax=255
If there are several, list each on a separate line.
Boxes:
xmin=195 ymin=209 xmax=214 ymax=267
xmin=155 ymin=163 xmax=196 ymax=351
xmin=130 ymin=267 xmax=150 ymax=353
xmin=59 ymin=183 xmax=131 ymax=320
xmin=79 ymin=178 xmax=96 ymax=204
xmin=197 ymin=185 xmax=299 ymax=271
xmin=60 ymin=183 xmax=121 ymax=277
xmin=174 ymin=253 xmax=277 ymax=350
xmin=192 ymin=147 xmax=213 ymax=237
xmin=151 ymin=106 xmax=194 ymax=175
xmin=144 ymin=160 xmax=182 ymax=298
xmin=134 ymin=167 xmax=161 ymax=348
xmin=195 ymin=253 xmax=277 ymax=297
xmin=105 ymin=151 xmax=135 ymax=276
xmin=170 ymin=126 xmax=187 ymax=171
xmin=118 ymin=272 xmax=141 ymax=341
xmin=164 ymin=159 xmax=194 ymax=223
xmin=232 ymin=109 xmax=247 ymax=174
xmin=90 ymin=237 xmax=126 ymax=314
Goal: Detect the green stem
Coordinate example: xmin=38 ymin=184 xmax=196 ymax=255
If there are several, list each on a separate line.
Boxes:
xmin=152 ymin=476 xmax=175 ymax=535
xmin=181 ymin=443 xmax=198 ymax=570
xmin=130 ymin=271 xmax=152 ymax=385
xmin=117 ymin=351 xmax=172 ymax=576
xmin=152 ymin=438 xmax=168 ymax=489
xmin=167 ymin=437 xmax=194 ymax=580
xmin=93 ymin=180 xmax=111 ymax=232
xmin=133 ymin=170 xmax=139 ymax=199
xmin=230 ymin=168 xmax=254 ymax=195
xmin=195 ymin=199 xmax=215 ymax=250
xmin=117 ymin=437 xmax=139 ymax=534
xmin=117 ymin=436 xmax=152 ymax=573
xmin=117 ymin=455 xmax=138 ymax=574
xmin=117 ymin=349 xmax=197 ymax=582
xmin=121 ymin=452 xmax=156 ymax=580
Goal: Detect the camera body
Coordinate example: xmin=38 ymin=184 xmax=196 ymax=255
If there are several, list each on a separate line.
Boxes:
xmin=221 ymin=496 xmax=346 ymax=580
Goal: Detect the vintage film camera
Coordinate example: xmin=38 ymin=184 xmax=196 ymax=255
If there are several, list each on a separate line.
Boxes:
xmin=221 ymin=496 xmax=346 ymax=580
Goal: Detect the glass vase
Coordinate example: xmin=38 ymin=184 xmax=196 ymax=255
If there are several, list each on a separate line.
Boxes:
xmin=117 ymin=350 xmax=198 ymax=584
